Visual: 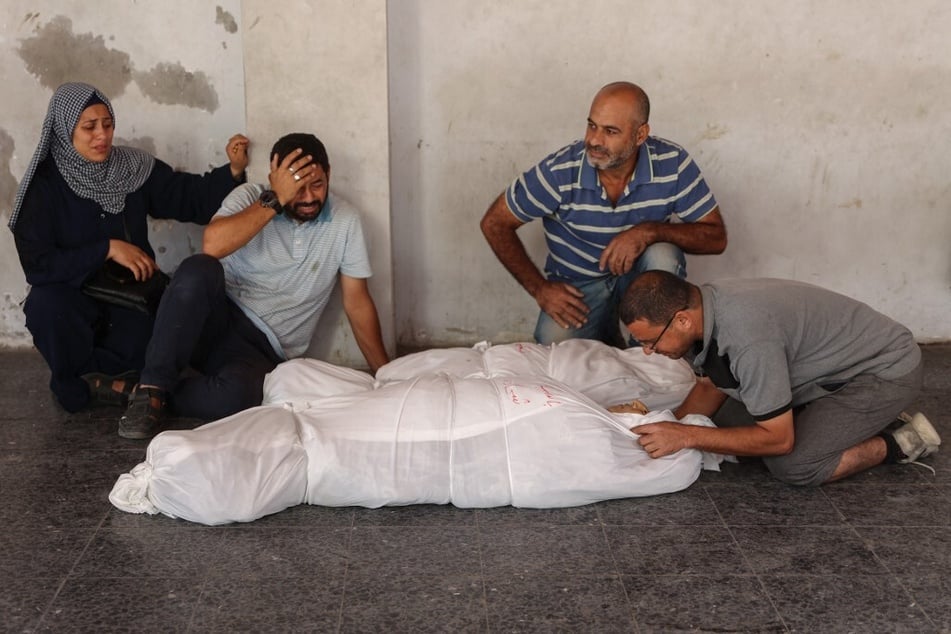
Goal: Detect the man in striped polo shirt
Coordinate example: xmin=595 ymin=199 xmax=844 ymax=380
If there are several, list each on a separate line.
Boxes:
xmin=119 ymin=133 xmax=389 ymax=438
xmin=480 ymin=81 xmax=727 ymax=347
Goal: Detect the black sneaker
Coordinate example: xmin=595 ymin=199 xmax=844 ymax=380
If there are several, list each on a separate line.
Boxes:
xmin=118 ymin=387 xmax=168 ymax=439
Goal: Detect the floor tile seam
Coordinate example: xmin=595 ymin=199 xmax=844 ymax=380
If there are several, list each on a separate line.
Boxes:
xmin=333 ymin=511 xmax=357 ymax=634
xmin=474 ymin=506 xmax=498 ymax=632
xmin=825 ymin=479 xmax=945 ymax=489
xmin=0 ymin=444 xmax=142 ymax=454
xmin=0 ymin=522 xmax=113 ymax=531
xmin=0 ymin=446 xmax=146 ymax=455
xmin=61 ymin=573 xmax=204 ymax=581
xmin=0 ymin=573 xmax=76 ymax=580
xmin=84 ymin=525 xmax=231 ymax=534
xmin=843 ymin=523 xmax=951 ymax=529
xmin=69 ymin=509 xmax=111 ymax=575
xmin=615 ymin=572 xmax=766 ymax=579
xmin=617 ymin=569 xmax=784 ymax=579
xmin=197 ymin=522 xmax=356 ymax=531
xmin=598 ymin=522 xmax=731 ymax=528
xmin=455 ymin=522 xmax=585 ymax=528
xmin=19 ymin=575 xmax=69 ymax=633
xmin=853 ymin=525 xmax=949 ymax=584
xmin=734 ymin=553 xmax=793 ymax=633
xmin=696 ymin=481 xmax=774 ymax=489
xmin=527 ymin=570 xmax=650 ymax=578
xmin=594 ymin=510 xmax=639 ymax=619
xmin=31 ymin=511 xmax=112 ymax=631
xmin=349 ymin=523 xmax=482 ymax=547
xmin=723 ymin=522 xmax=859 ymax=528
xmin=623 ymin=593 xmax=785 ymax=634
xmin=895 ymin=577 xmax=948 ymax=632
xmin=750 ymin=571 xmax=906 ymax=578
xmin=197 ymin=523 xmax=354 ymax=529
xmin=189 ymin=572 xmax=351 ymax=582
xmin=818 ymin=486 xmax=851 ymax=522
xmin=184 ymin=576 xmax=212 ymax=633
xmin=701 ymin=486 xmax=730 ymax=528
xmin=700 ymin=488 xmax=783 ymax=586
xmin=474 ymin=568 xmax=491 ymax=634
xmin=720 ymin=519 xmax=770 ymax=583
xmin=595 ymin=514 xmax=676 ymax=632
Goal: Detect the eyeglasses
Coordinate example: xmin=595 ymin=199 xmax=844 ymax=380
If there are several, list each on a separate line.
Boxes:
xmin=638 ymin=306 xmax=686 ymax=351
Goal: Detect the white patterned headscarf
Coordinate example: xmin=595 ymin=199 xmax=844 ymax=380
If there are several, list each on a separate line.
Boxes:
xmin=8 ymin=82 xmax=155 ymax=229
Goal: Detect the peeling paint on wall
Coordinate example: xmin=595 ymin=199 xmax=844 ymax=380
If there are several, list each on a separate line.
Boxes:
xmin=215 ymin=6 xmax=238 ymax=34
xmin=0 ymin=292 xmax=30 ymax=347
xmin=133 ymin=63 xmax=219 ymax=113
xmin=0 ymin=129 xmax=18 ymax=221
xmin=17 ymin=16 xmax=219 ymax=113
xmin=17 ymin=16 xmax=133 ymax=98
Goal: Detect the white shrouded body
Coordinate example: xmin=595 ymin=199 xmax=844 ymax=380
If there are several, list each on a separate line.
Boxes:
xmin=110 ymin=340 xmax=718 ymax=525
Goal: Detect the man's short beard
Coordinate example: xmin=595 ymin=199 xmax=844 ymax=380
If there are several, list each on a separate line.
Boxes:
xmin=585 ymin=141 xmax=638 ymax=171
xmin=286 ymin=199 xmax=324 ymax=223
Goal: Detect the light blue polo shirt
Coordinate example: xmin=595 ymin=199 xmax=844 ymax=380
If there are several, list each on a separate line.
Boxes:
xmin=506 ymin=137 xmax=717 ymax=281
xmin=215 ymin=183 xmax=372 ymax=360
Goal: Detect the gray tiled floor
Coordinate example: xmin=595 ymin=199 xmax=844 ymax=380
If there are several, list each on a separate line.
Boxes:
xmin=1 ymin=345 xmax=950 ymax=633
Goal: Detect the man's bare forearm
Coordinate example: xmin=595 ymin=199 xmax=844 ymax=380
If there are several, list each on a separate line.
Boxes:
xmin=480 ymin=194 xmax=546 ymax=297
xmin=644 ymin=208 xmax=727 ymax=255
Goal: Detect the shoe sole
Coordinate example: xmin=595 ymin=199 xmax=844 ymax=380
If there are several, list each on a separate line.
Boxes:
xmin=910 ymin=413 xmax=941 ymax=457
xmin=117 ymin=423 xmax=155 ymax=440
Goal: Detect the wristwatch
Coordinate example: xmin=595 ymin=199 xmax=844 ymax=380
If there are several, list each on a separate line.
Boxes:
xmin=258 ymin=189 xmax=284 ymax=215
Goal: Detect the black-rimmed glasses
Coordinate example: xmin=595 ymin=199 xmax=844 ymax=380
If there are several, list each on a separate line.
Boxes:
xmin=638 ymin=306 xmax=687 ymax=351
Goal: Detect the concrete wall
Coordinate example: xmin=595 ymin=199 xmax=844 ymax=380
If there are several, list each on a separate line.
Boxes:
xmin=2 ymin=2 xmax=949 ymax=364
xmin=241 ymin=0 xmax=392 ymax=366
xmin=389 ymin=0 xmax=951 ymax=346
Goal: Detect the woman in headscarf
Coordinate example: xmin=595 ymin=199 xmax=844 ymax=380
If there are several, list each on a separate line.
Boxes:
xmin=9 ymin=82 xmax=249 ymax=413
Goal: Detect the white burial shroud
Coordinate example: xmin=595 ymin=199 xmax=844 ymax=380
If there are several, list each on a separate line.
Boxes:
xmin=110 ymin=340 xmax=722 ymax=525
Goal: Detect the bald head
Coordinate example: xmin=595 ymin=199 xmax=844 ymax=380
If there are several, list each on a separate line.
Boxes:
xmin=594 ymin=82 xmax=650 ymax=126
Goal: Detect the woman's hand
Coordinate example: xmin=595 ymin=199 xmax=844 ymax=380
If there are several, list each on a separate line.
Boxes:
xmin=226 ymin=134 xmax=250 ymax=179
xmin=107 ymin=239 xmax=158 ymax=281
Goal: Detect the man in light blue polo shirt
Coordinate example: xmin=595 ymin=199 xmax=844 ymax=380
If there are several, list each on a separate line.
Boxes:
xmin=480 ymin=81 xmax=727 ymax=346
xmin=119 ymin=133 xmax=389 ymax=438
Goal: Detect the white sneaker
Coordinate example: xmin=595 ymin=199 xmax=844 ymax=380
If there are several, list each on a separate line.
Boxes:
xmin=891 ymin=412 xmax=941 ymax=464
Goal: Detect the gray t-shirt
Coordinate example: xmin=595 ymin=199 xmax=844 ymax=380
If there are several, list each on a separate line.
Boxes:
xmin=690 ymin=278 xmax=920 ymax=420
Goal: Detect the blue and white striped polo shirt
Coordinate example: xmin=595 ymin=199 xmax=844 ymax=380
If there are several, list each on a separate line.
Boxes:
xmin=505 ymin=136 xmax=718 ymax=281
xmin=215 ymin=183 xmax=373 ymax=360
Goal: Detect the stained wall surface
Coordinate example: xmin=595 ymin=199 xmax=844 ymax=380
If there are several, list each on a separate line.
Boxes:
xmin=0 ymin=2 xmax=247 ymax=345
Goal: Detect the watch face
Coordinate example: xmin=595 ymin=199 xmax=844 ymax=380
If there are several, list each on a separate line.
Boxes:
xmin=259 ymin=190 xmax=281 ymax=213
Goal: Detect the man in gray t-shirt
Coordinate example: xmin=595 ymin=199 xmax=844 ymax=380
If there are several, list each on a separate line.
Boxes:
xmin=618 ymin=270 xmax=940 ymax=486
